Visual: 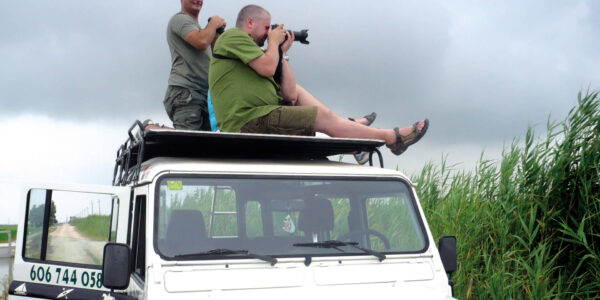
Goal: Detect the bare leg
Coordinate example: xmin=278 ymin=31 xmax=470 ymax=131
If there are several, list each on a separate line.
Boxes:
xmin=295 ymin=84 xmax=425 ymax=145
xmin=296 ymin=84 xmax=371 ymax=125
xmin=295 ymin=84 xmax=329 ymax=111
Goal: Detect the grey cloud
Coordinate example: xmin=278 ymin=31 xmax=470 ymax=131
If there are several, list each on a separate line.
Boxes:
xmin=1 ymin=0 xmax=599 ymax=150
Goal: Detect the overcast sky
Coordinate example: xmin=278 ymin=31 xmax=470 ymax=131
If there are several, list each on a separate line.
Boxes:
xmin=1 ymin=0 xmax=599 ymax=223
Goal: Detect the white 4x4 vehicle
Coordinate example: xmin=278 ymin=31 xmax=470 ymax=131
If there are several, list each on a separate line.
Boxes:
xmin=9 ymin=121 xmax=457 ymax=300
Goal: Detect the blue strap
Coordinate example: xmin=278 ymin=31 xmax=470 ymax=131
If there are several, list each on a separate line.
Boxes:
xmin=207 ymin=90 xmax=219 ymax=131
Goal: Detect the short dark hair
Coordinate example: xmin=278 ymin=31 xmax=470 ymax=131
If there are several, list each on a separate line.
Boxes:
xmin=236 ymin=4 xmax=269 ymax=28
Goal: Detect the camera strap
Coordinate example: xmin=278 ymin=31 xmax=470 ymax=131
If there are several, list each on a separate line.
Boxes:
xmin=212 ymin=53 xmax=234 ymax=60
xmin=273 ymin=46 xmax=284 ymax=84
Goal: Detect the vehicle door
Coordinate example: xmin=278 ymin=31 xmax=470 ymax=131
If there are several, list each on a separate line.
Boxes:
xmin=9 ymin=183 xmax=131 ymax=299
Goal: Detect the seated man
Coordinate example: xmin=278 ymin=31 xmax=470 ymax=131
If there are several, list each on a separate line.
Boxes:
xmin=208 ymin=5 xmax=428 ymax=156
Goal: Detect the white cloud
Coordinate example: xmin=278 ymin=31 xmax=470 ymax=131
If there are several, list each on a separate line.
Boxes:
xmin=0 ymin=115 xmax=128 ymax=223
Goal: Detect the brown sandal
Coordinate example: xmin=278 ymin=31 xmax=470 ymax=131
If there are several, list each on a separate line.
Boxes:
xmin=386 ymin=119 xmax=429 ymax=155
xmin=348 ymin=112 xmax=377 ymax=126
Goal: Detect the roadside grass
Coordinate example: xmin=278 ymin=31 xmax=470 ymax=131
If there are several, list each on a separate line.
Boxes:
xmin=415 ymin=91 xmax=600 ymax=299
xmin=70 ymin=215 xmax=110 ymax=241
xmin=0 ymin=226 xmax=17 ymax=243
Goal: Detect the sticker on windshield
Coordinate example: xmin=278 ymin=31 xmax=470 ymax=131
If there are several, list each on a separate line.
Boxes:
xmin=283 ymin=214 xmax=296 ymax=234
xmin=167 ymin=181 xmax=183 ymax=190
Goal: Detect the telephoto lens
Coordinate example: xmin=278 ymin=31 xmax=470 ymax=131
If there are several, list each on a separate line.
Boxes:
xmin=270 ymin=24 xmax=310 ymax=44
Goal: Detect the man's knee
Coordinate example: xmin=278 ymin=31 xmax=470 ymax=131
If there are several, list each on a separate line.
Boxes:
xmin=315 ymin=105 xmax=334 ymax=121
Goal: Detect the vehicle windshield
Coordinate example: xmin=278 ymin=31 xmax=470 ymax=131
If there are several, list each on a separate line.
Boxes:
xmin=155 ymin=176 xmax=427 ymax=259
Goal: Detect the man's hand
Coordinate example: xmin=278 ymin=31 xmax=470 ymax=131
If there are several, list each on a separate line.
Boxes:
xmin=268 ymin=24 xmax=286 ymax=47
xmin=208 ymin=15 xmax=226 ymax=30
xmin=184 ymin=15 xmax=226 ymax=50
xmin=281 ymin=30 xmax=294 ymax=55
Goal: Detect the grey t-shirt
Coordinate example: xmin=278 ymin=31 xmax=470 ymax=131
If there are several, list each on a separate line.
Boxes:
xmin=166 ymin=12 xmax=211 ymax=94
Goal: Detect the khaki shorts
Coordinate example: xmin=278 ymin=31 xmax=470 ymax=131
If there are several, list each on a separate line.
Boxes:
xmin=241 ymin=106 xmax=318 ymax=136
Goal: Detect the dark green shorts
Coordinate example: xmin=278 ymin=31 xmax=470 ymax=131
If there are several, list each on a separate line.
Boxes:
xmin=163 ymin=85 xmax=211 ymax=131
xmin=240 ymin=106 xmax=318 ymax=136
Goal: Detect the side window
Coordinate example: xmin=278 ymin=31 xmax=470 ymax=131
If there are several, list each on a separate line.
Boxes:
xmin=245 ymin=201 xmax=263 ymax=238
xmin=366 ymin=194 xmax=424 ymax=251
xmin=208 ymin=187 xmax=237 ymax=238
xmin=269 ymin=199 xmax=305 ymax=237
xmin=24 ymin=189 xmax=46 ymax=259
xmin=109 ymin=197 xmax=119 ymax=242
xmin=131 ymin=196 xmax=146 ymax=280
xmin=329 ymin=198 xmax=350 ymax=240
xmin=24 ymin=189 xmax=119 ymax=266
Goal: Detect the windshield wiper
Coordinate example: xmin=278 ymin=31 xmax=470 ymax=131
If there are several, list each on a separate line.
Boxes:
xmin=293 ymin=240 xmax=386 ymax=262
xmin=175 ymin=248 xmax=278 ymax=266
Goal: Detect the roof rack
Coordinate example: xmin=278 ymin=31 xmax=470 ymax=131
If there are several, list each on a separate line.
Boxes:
xmin=112 ymin=120 xmax=385 ymax=186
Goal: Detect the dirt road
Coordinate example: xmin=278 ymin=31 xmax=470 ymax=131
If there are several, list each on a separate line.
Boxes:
xmin=49 ymin=223 xmax=85 ymax=239
xmin=46 ymin=224 xmax=105 ymax=265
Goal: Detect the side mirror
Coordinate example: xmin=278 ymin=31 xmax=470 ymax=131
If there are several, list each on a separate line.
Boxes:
xmin=438 ymin=236 xmax=457 ymax=273
xmin=438 ymin=236 xmax=457 ymax=297
xmin=102 ymin=243 xmax=132 ymax=290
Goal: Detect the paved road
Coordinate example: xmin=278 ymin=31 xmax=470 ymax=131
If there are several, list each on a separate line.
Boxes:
xmin=46 ymin=224 xmax=105 ymax=265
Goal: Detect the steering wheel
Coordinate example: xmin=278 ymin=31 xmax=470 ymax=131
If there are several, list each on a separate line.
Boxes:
xmin=338 ymin=229 xmax=391 ymax=250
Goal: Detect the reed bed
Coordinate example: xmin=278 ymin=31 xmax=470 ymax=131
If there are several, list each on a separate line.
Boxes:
xmin=415 ymin=91 xmax=600 ymax=299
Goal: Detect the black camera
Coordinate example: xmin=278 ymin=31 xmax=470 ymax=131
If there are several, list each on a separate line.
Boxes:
xmin=271 ymin=24 xmax=309 ymax=45
xmin=209 ymin=18 xmax=309 ymax=45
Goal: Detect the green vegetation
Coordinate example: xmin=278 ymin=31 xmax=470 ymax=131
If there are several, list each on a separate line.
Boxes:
xmin=70 ymin=215 xmax=110 ymax=241
xmin=0 ymin=225 xmax=16 ymax=243
xmin=415 ymin=91 xmax=600 ymax=299
xmin=27 ymin=200 xmax=57 ymax=228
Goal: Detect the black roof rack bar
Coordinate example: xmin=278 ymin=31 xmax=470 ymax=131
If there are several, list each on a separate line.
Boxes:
xmin=368 ymin=149 xmax=384 ymax=168
xmin=129 ymin=120 xmax=146 ymax=185
xmin=112 ymin=120 xmax=146 ymax=186
xmin=112 ymin=144 xmax=125 ymax=186
xmin=112 ymin=120 xmax=387 ymax=186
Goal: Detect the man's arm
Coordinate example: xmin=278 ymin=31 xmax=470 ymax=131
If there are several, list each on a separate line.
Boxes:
xmin=248 ymin=25 xmax=287 ymax=77
xmin=183 ymin=16 xmax=226 ymax=50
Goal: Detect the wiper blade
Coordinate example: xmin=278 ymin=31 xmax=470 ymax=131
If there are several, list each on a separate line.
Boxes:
xmin=175 ymin=248 xmax=278 ymax=265
xmin=294 ymin=240 xmax=386 ymax=262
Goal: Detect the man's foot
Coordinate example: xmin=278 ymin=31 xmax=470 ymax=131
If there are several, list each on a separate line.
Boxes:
xmin=386 ymin=119 xmax=429 ymax=155
xmin=349 ymin=112 xmax=377 ymax=126
xmin=142 ymin=119 xmax=173 ymax=130
xmin=349 ymin=112 xmax=377 ymax=164
xmin=353 ymin=151 xmax=370 ymax=165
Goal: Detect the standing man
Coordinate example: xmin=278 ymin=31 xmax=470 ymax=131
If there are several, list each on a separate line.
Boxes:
xmin=164 ymin=0 xmax=226 ymax=130
xmin=209 ymin=5 xmax=429 ymax=157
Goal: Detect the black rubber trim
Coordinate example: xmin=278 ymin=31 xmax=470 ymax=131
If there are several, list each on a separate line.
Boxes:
xmin=8 ymin=280 xmax=136 ymax=300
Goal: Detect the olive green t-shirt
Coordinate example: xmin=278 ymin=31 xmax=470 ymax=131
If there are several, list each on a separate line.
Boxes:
xmin=167 ymin=12 xmax=211 ymax=93
xmin=208 ymin=28 xmax=282 ymax=132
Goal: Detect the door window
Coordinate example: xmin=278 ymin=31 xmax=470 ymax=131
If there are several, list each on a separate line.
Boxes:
xmin=24 ymin=189 xmax=120 ymax=266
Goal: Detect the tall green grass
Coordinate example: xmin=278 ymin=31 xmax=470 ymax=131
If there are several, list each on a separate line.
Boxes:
xmin=70 ymin=215 xmax=110 ymax=241
xmin=415 ymin=91 xmax=600 ymax=299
